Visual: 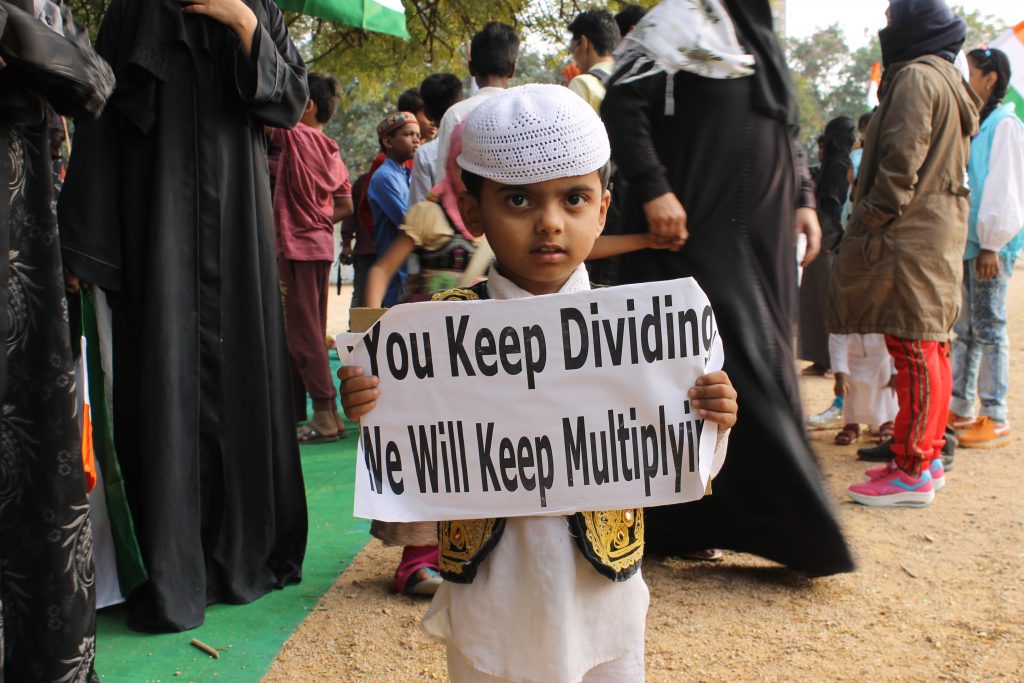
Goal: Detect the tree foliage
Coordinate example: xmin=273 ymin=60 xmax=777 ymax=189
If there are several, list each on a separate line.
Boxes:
xmin=785 ymin=5 xmax=1008 ymax=152
xmin=64 ymin=1 xmax=659 ymax=171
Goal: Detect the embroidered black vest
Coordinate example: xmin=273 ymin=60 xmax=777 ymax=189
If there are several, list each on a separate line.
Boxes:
xmin=431 ymin=283 xmax=645 ymax=584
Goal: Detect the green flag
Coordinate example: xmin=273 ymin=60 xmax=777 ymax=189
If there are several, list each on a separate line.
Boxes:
xmin=277 ymin=0 xmax=409 ymax=39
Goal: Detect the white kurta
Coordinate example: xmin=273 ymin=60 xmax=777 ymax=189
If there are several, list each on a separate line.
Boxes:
xmin=829 ymin=333 xmax=898 ymax=428
xmin=433 ymin=87 xmax=505 ymax=181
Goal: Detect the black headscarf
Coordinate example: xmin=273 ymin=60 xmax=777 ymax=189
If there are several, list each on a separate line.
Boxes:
xmin=722 ymin=0 xmax=799 ymax=125
xmin=879 ymin=0 xmax=966 ymax=68
xmin=821 ymin=115 xmax=856 ymax=165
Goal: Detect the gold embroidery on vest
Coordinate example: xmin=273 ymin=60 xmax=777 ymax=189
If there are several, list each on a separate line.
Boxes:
xmin=432 ymin=288 xmax=480 ymax=302
xmin=579 ymin=508 xmax=644 ymax=573
xmin=439 ymin=518 xmax=498 ymax=575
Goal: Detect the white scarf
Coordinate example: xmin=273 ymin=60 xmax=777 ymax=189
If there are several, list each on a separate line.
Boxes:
xmin=485 ymin=263 xmax=591 ymax=301
xmin=34 ymin=0 xmax=64 ymax=35
xmin=612 ymin=0 xmax=755 ymax=115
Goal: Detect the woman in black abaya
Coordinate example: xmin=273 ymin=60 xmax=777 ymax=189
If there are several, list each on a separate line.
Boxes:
xmin=1 ymin=1 xmax=114 ymax=678
xmin=602 ymin=0 xmax=853 ymax=575
xmin=59 ymin=0 xmax=310 ymax=631
xmin=798 ymin=116 xmax=856 ymax=373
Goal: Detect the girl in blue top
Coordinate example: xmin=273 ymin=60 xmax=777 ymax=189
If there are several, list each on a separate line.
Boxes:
xmin=950 ymin=47 xmax=1024 ymax=448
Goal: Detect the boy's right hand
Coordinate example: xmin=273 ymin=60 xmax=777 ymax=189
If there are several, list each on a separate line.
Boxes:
xmin=337 ymin=366 xmax=380 ymax=420
xmin=833 ymin=372 xmax=850 ymax=397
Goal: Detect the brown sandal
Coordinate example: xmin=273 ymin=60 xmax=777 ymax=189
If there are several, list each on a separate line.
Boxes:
xmin=834 ymin=424 xmax=860 ymax=445
xmin=878 ymin=421 xmax=894 ymax=442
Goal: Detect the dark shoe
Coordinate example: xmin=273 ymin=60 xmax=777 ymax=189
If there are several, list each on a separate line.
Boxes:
xmin=942 ymin=425 xmax=956 ymax=472
xmin=296 ymin=424 xmax=341 ymax=445
xmin=857 ymin=439 xmax=896 ymax=462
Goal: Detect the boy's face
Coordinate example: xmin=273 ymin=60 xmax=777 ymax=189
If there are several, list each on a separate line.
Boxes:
xmin=383 ymin=122 xmax=421 ymax=162
xmin=414 ymin=110 xmax=437 ymax=141
xmin=459 ymin=171 xmax=610 ymax=296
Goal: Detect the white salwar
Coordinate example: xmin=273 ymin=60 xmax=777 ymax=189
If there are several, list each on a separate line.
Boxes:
xmin=423 ymin=265 xmax=729 ymax=682
xmin=829 ymin=333 xmax=898 ymax=428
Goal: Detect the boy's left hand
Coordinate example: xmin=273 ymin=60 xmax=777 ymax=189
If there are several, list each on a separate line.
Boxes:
xmin=688 ymin=370 xmax=737 ymax=429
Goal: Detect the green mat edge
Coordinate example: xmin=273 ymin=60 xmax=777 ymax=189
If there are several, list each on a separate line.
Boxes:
xmin=95 ymin=353 xmax=368 ymax=682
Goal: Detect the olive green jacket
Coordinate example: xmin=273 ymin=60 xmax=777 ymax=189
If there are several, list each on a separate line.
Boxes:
xmin=828 ymin=55 xmax=981 ymax=341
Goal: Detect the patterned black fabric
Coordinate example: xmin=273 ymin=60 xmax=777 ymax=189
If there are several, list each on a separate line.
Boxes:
xmin=1 ymin=125 xmax=99 ymax=682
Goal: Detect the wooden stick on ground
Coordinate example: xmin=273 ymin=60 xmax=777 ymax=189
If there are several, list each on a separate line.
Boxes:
xmin=190 ymin=638 xmax=220 ymax=659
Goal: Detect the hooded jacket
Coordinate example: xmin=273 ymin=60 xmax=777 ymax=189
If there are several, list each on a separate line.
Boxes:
xmin=828 ymin=55 xmax=981 ymax=341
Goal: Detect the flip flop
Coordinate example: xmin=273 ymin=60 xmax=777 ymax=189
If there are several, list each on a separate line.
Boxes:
xmin=297 ymin=424 xmax=341 ymax=444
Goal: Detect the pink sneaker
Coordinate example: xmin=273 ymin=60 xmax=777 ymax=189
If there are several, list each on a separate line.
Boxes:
xmin=864 ymin=459 xmax=944 ymax=491
xmin=848 ymin=466 xmax=934 ymax=507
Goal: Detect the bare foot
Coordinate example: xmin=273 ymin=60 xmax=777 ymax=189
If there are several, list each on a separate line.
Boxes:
xmin=308 ymin=410 xmax=339 ymax=438
xmin=332 ymin=410 xmax=348 ymax=438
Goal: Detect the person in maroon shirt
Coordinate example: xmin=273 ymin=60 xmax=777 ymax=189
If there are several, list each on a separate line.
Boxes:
xmin=269 ymin=72 xmax=353 ymax=442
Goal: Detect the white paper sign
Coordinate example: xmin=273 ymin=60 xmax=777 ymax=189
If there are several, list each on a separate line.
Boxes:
xmin=343 ymin=278 xmax=724 ymax=522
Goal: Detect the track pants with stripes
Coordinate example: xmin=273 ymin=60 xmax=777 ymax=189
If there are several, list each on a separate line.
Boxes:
xmin=885 ymin=336 xmax=951 ymax=476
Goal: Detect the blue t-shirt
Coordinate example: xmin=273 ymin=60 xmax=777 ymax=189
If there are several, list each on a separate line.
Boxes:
xmin=368 ymin=157 xmax=411 ymax=306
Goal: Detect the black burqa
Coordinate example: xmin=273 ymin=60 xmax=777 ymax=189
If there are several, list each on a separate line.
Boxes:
xmin=58 ymin=0 xmax=310 ymax=631
xmin=603 ymin=0 xmax=853 ymax=575
xmin=1 ymin=2 xmax=113 ymax=677
xmin=798 ymin=116 xmax=855 ymax=368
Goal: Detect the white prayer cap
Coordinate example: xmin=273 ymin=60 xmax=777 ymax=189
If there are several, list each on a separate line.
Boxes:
xmin=457 ymin=83 xmax=611 ymax=185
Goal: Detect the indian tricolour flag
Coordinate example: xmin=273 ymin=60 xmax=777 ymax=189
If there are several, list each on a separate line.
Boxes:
xmin=277 ymin=0 xmax=408 ymax=39
xmin=866 ymin=61 xmax=882 ymax=110
xmin=991 ymin=21 xmax=1024 ymax=122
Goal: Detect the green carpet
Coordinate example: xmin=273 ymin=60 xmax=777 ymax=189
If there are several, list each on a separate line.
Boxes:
xmin=95 ymin=357 xmax=368 ymax=681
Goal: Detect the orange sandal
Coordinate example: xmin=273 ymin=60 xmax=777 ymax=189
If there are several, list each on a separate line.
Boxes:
xmin=834 ymin=424 xmax=860 ymax=445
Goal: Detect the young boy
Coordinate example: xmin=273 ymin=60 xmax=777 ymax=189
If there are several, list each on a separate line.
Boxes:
xmin=410 ymin=73 xmax=464 ymax=205
xmin=398 ymin=87 xmax=437 ymax=142
xmin=269 ymin=72 xmax=353 ymax=443
xmin=434 ymin=22 xmax=520 ymax=179
xmin=827 ymin=333 xmax=898 ymax=445
xmin=340 ymin=85 xmax=737 ymax=682
xmin=368 ymin=112 xmax=420 ymax=307
xmin=566 ymin=9 xmax=620 ymax=113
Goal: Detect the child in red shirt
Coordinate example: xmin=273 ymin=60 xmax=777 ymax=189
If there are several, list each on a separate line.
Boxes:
xmin=270 ymin=73 xmax=353 ymax=442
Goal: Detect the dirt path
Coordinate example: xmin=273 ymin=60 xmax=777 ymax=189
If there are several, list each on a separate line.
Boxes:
xmin=268 ymin=279 xmax=1024 ymax=682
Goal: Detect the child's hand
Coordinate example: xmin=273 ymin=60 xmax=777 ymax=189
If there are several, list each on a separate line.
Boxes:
xmin=337 ymin=365 xmax=380 ymax=420
xmin=688 ymin=370 xmax=737 ymax=429
xmin=642 ymin=231 xmax=682 ymax=252
xmin=834 ymin=372 xmax=850 ymax=397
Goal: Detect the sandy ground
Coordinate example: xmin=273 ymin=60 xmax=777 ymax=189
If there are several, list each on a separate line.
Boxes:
xmin=270 ymin=280 xmax=1024 ymax=682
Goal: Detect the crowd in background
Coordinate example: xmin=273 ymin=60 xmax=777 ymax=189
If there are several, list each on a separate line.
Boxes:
xmin=2 ymin=0 xmax=1023 ymax=680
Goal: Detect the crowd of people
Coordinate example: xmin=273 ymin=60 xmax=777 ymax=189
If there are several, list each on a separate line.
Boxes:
xmin=1 ymin=0 xmax=1022 ymax=681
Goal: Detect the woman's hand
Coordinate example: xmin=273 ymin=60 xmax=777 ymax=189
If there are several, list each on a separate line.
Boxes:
xmin=796 ymin=207 xmax=821 ymax=267
xmin=643 ymin=192 xmax=688 ymax=249
xmin=179 ymin=0 xmax=258 ymax=55
xmin=975 ymin=250 xmax=1000 ymax=281
xmin=688 ymin=370 xmax=738 ymax=429
xmin=337 ymin=365 xmax=381 ymax=420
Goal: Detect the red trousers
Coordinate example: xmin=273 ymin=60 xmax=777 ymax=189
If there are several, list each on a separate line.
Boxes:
xmin=279 ymin=258 xmax=337 ymax=421
xmin=885 ymin=336 xmax=951 ymax=476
